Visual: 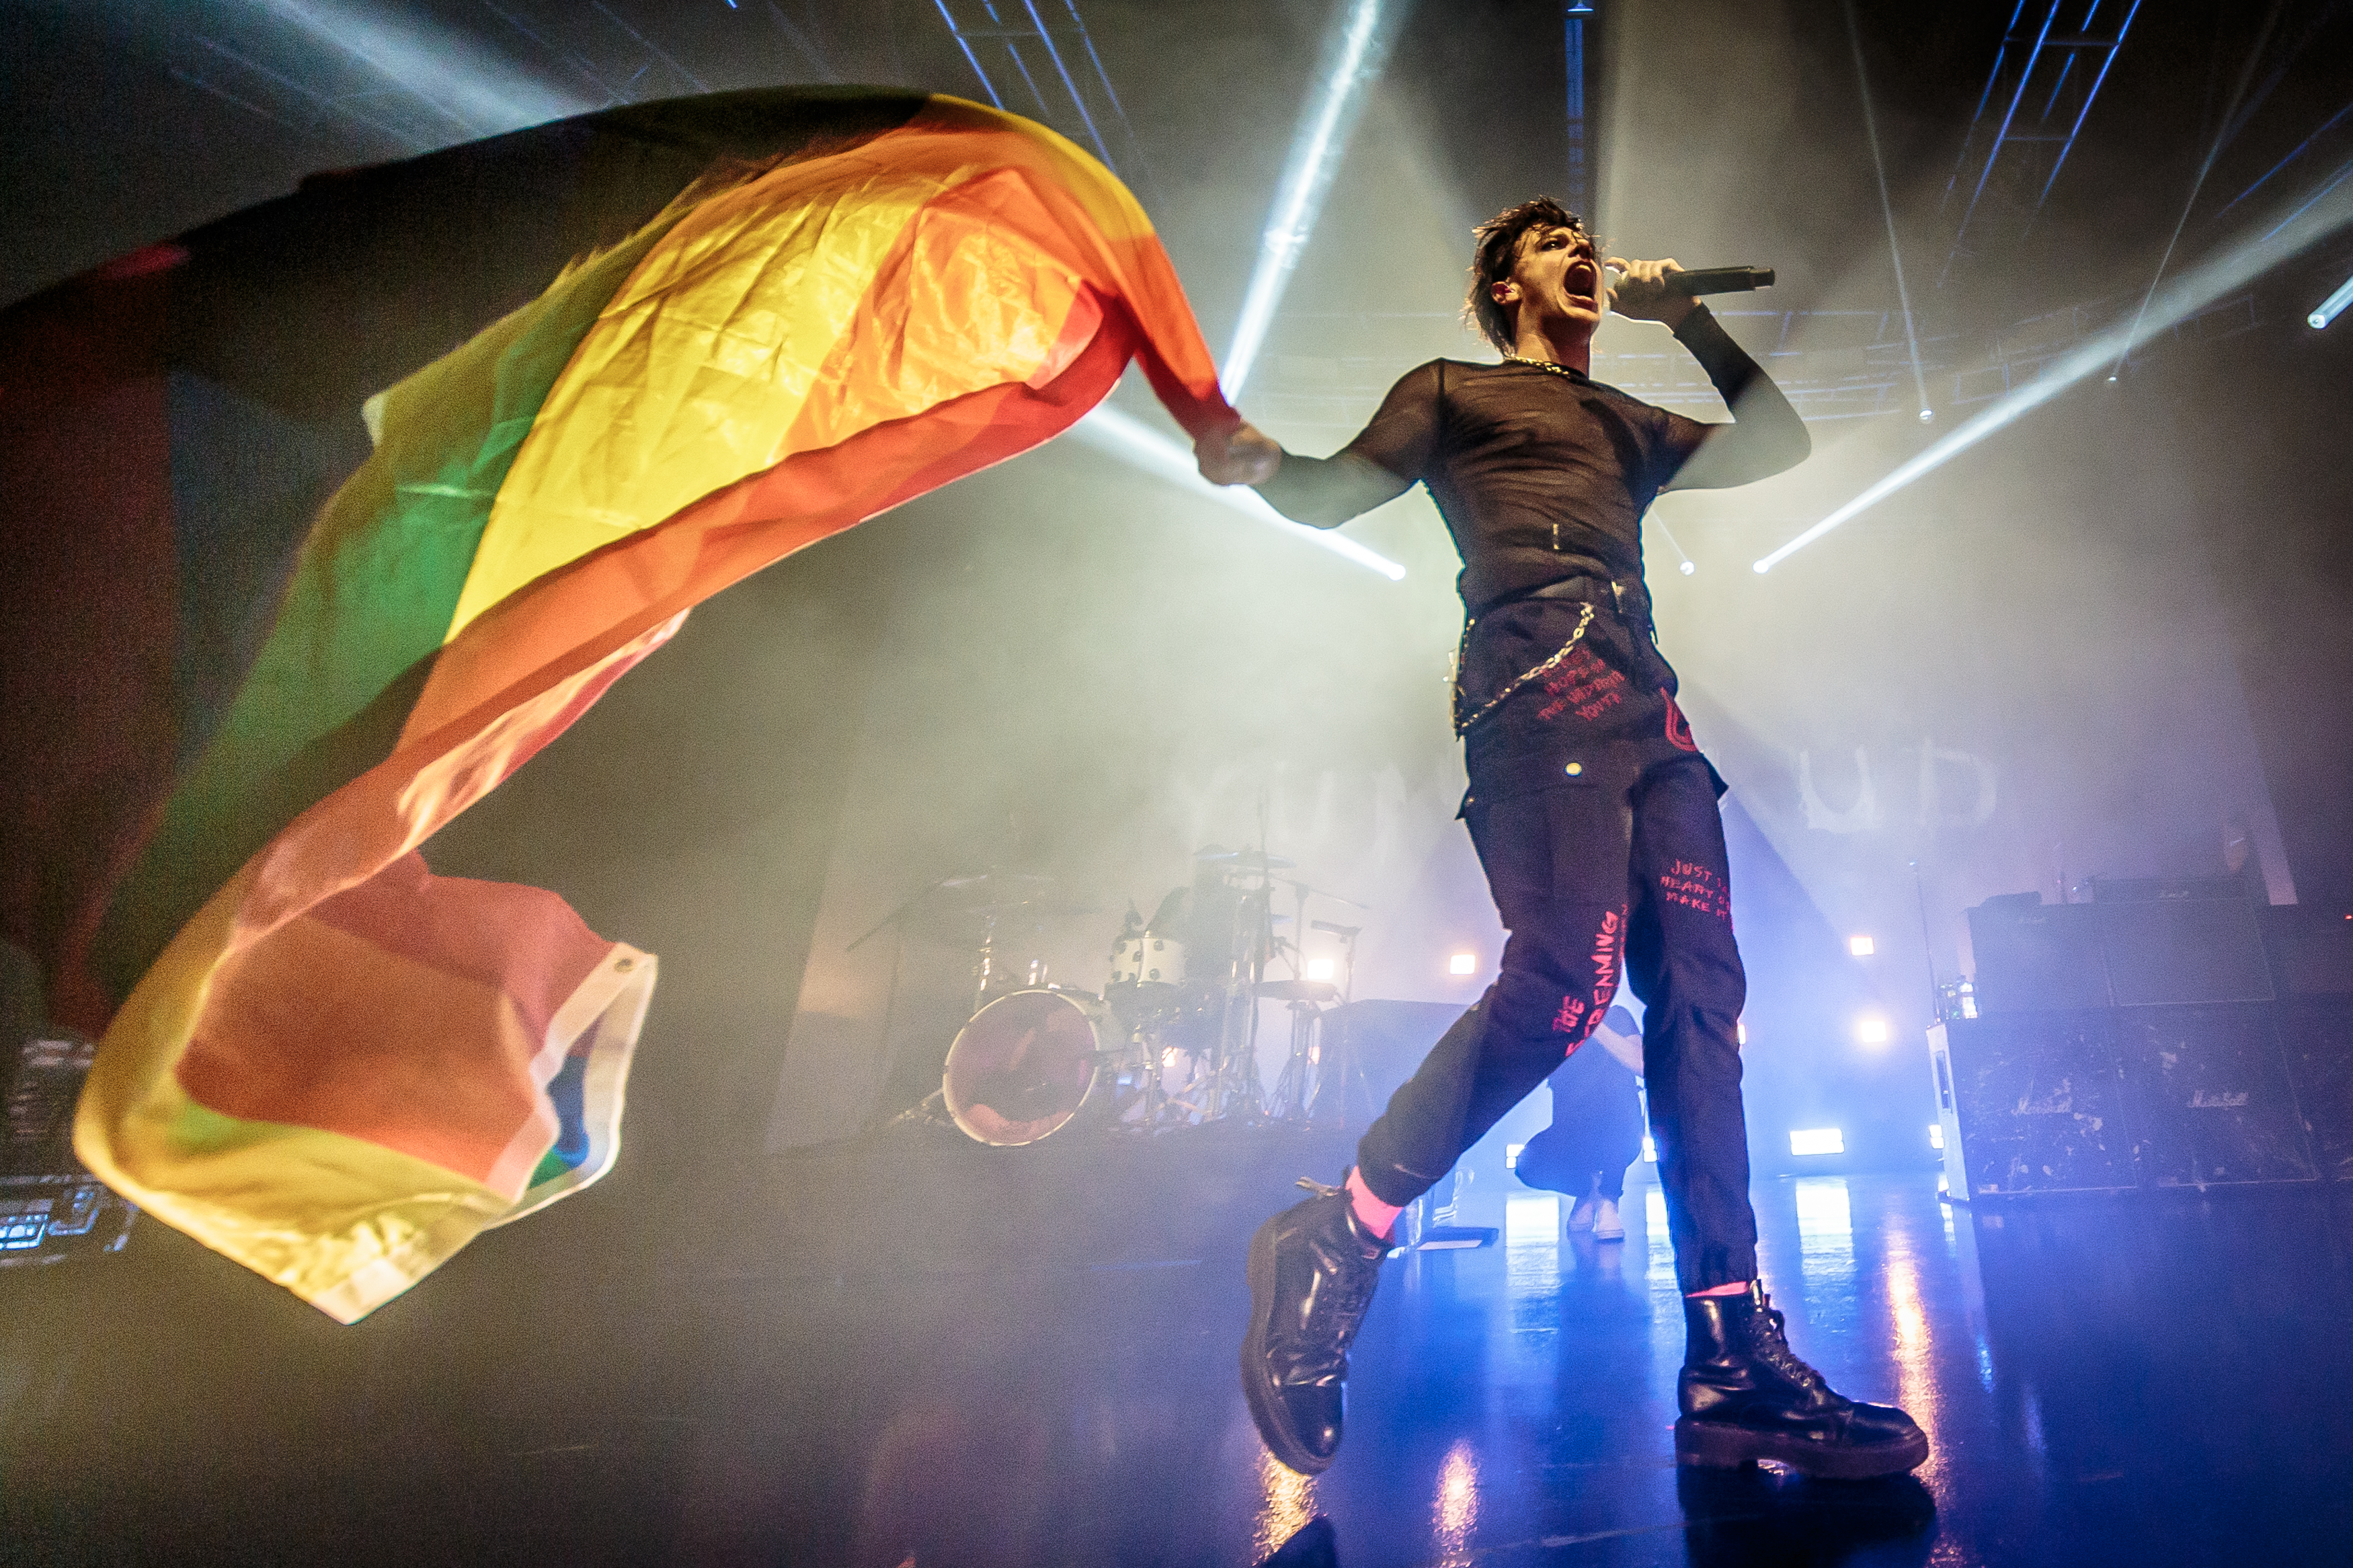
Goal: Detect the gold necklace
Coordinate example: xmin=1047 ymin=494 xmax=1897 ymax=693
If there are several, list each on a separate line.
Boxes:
xmin=1503 ymin=355 xmax=1585 ymax=379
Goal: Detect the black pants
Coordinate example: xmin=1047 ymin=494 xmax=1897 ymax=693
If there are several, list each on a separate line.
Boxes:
xmin=1517 ymin=1069 xmax=1646 ymax=1202
xmin=1355 ymin=624 xmax=1758 ymax=1291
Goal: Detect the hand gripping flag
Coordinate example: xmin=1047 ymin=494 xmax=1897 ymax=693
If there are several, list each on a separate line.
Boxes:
xmin=0 ymin=89 xmax=1236 ymax=1320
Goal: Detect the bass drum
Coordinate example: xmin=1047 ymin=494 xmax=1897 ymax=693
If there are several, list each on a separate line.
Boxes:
xmin=943 ymin=988 xmax=1125 ymax=1147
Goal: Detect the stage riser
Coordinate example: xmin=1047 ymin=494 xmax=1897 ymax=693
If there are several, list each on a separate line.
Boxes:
xmin=1931 ymin=1001 xmax=2353 ymax=1200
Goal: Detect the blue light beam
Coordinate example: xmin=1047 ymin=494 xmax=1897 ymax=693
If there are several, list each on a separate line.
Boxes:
xmin=2312 ymin=271 xmax=2353 ymax=329
xmin=1753 ymin=171 xmax=2353 ymax=575
xmin=1070 ymin=408 xmax=1406 ymax=580
xmin=1219 ymin=0 xmax=1406 ymax=401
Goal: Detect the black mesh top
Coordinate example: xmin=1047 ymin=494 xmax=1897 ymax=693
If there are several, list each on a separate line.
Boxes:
xmin=1335 ymin=306 xmax=1800 ymax=616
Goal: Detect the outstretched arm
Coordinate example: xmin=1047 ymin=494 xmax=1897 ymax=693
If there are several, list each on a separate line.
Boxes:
xmin=1608 ymin=258 xmax=1811 ymax=489
xmin=1196 ymin=424 xmax=1411 ymax=528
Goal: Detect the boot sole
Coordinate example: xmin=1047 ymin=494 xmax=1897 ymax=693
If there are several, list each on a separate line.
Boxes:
xmin=1240 ymin=1212 xmax=1337 ymax=1476
xmin=1674 ymin=1417 xmax=1929 ymax=1479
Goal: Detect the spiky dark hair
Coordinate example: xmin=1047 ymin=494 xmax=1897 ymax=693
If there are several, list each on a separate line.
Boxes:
xmin=1464 ymin=196 xmax=1587 ymax=354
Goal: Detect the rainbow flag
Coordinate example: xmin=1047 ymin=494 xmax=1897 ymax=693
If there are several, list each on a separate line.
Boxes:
xmin=3 ymin=90 xmax=1232 ymax=1320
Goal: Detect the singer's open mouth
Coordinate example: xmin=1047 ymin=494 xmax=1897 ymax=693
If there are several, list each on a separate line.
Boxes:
xmin=1566 ymin=259 xmax=1599 ymax=299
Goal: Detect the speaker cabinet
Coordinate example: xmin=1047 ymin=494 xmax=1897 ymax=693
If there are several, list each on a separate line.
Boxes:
xmin=1938 ymin=1004 xmax=2324 ymax=1199
xmin=2100 ymin=900 xmax=2273 ymax=1006
xmin=2117 ymin=1005 xmax=2315 ymax=1187
xmin=2280 ymin=999 xmax=2353 ymax=1182
xmin=1967 ymin=901 xmax=2110 ymax=1013
xmin=1318 ymin=1001 xmax=1464 ymax=1123
xmin=1969 ymin=892 xmax=2276 ymax=1013
xmin=2265 ymin=908 xmax=2353 ymax=997
xmin=1932 ymin=1013 xmax=2138 ymax=1198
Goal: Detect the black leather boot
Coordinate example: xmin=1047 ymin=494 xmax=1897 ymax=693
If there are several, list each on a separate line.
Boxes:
xmin=1676 ymin=1282 xmax=1929 ymax=1479
xmin=1240 ymin=1176 xmax=1391 ymax=1475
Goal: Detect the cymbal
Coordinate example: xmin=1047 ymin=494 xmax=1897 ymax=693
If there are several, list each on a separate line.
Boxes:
xmin=906 ymin=901 xmax=1099 ymax=941
xmin=1197 ymin=848 xmax=1297 ymax=870
xmin=1255 ymin=979 xmax=1341 ymax=1004
xmin=939 ymin=872 xmax=1053 ymax=893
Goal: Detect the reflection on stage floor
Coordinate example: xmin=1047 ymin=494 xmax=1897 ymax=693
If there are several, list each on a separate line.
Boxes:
xmin=6 ymin=1153 xmax=2353 ymax=1565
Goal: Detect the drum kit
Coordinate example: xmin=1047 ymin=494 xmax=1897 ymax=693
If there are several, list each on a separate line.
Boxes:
xmin=912 ymin=846 xmax=1372 ymax=1147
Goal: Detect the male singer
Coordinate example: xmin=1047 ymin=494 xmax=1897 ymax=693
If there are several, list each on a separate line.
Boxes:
xmin=1201 ymin=198 xmax=1928 ymax=1479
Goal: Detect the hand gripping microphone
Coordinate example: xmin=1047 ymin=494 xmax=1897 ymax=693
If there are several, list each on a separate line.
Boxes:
xmin=1663 ymin=266 xmax=1776 ymax=296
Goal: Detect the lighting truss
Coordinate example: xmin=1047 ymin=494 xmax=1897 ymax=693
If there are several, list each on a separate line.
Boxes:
xmin=1938 ymin=0 xmax=2141 ymax=288
xmin=932 ymin=1 xmax=1142 ymax=179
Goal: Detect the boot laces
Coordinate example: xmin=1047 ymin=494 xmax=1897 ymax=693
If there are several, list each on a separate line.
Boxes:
xmin=1753 ymin=1299 xmax=1830 ymax=1394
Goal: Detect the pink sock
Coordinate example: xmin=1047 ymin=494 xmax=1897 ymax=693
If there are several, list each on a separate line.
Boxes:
xmin=1685 ymin=1280 xmax=1753 ymax=1298
xmin=1345 ymin=1167 xmax=1403 ymax=1240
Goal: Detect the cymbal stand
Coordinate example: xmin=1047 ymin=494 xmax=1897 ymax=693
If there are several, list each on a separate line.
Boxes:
xmin=1267 ymin=999 xmax=1324 ymax=1122
xmin=1311 ymin=918 xmax=1373 ymax=1124
xmin=971 ymin=911 xmax=1000 ymax=1015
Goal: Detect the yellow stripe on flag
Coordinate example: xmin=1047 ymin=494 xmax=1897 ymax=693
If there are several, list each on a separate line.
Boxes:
xmin=444 ymin=99 xmax=1126 ymax=644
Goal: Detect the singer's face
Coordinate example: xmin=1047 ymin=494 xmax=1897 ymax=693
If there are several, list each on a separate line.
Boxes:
xmin=1502 ymin=224 xmax=1605 ymax=331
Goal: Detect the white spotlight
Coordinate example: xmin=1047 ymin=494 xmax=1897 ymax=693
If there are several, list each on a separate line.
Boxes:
xmin=1641 ymin=1136 xmax=1657 ymax=1163
xmin=2313 ymin=272 xmax=2353 ymax=329
xmin=1856 ymin=1016 xmax=1890 ymax=1045
xmin=1848 ymin=934 xmax=1876 ymax=957
xmin=1448 ymin=952 xmax=1477 ymax=976
xmin=1928 ymin=1123 xmax=1945 ymax=1150
xmin=1306 ymin=957 xmax=1335 ymax=981
xmin=1790 ymin=1128 xmax=1845 ymax=1157
xmin=1068 ymin=407 xmax=1404 ymax=579
xmin=1754 ymin=171 xmax=2353 ymax=574
xmin=1220 ymin=0 xmax=1404 ymax=399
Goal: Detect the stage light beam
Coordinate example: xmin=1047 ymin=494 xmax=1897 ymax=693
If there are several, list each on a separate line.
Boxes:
xmin=1754 ymin=166 xmax=2353 ymax=575
xmin=1068 ymin=407 xmax=1404 ymax=579
xmin=2313 ymin=272 xmax=2353 ymax=329
xmin=1220 ymin=0 xmax=1407 ymax=401
xmin=1790 ymin=1128 xmax=1845 ymax=1157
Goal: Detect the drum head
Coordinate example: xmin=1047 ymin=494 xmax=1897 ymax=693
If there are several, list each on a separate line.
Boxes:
xmin=943 ymin=989 xmax=1105 ymax=1146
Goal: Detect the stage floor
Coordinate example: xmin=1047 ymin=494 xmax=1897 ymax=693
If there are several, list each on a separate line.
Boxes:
xmin=7 ymin=1142 xmax=2353 ymax=1565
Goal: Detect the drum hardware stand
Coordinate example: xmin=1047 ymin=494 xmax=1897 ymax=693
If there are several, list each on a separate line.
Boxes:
xmin=1308 ymin=918 xmax=1375 ymax=1124
xmin=1264 ymin=994 xmax=1326 ymax=1122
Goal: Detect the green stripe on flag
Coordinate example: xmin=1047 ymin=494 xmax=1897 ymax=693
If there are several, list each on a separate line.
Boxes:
xmin=94 ymin=217 xmax=686 ymax=997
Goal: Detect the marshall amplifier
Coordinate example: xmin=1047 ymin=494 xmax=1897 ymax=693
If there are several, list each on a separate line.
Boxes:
xmin=2278 ymin=998 xmax=2353 ymax=1182
xmin=1935 ymin=1003 xmax=2324 ymax=1200
xmin=2116 ymin=1004 xmax=2316 ymax=1188
xmin=1966 ymin=897 xmax=2110 ymax=1013
xmin=1930 ymin=1014 xmax=2138 ymax=1199
xmin=1968 ymin=889 xmax=2274 ymax=1013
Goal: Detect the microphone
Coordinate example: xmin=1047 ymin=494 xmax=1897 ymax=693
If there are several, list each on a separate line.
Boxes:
xmin=1664 ymin=266 xmax=1776 ymax=297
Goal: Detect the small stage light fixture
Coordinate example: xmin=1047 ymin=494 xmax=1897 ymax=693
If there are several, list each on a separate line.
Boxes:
xmin=1848 ymin=934 xmax=1876 ymax=956
xmin=1448 ymin=952 xmax=1478 ymax=976
xmin=1790 ymin=1128 xmax=1845 ymax=1157
xmin=1928 ymin=1124 xmax=1945 ymax=1150
xmin=1306 ymin=957 xmax=1335 ymax=981
xmin=1856 ymin=1016 xmax=1890 ymax=1044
